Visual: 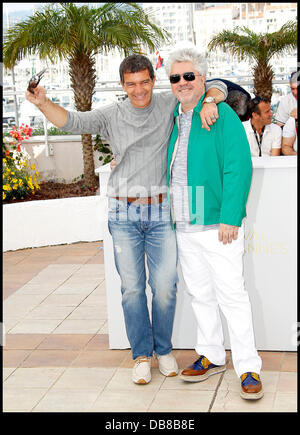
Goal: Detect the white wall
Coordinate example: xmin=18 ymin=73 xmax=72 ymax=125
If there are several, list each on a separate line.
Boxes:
xmin=3 ymin=196 xmax=105 ymax=251
xmin=5 ymin=135 xmax=103 ymax=183
xmin=102 ymin=157 xmax=297 ymax=351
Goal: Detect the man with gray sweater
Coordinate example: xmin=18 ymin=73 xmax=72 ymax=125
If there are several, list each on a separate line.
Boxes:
xmin=26 ymin=54 xmax=227 ymax=384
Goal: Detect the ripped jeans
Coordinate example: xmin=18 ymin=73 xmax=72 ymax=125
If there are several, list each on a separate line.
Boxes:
xmin=108 ymin=197 xmax=178 ymax=360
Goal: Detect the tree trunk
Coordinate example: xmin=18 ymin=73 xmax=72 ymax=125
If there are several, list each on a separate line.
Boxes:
xmin=69 ymin=53 xmax=98 ymax=188
xmin=253 ymin=62 xmax=274 ymax=101
xmin=81 ymin=133 xmax=97 ymax=187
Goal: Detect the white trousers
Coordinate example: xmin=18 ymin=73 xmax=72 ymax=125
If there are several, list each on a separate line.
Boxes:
xmin=176 ymin=223 xmax=262 ymax=377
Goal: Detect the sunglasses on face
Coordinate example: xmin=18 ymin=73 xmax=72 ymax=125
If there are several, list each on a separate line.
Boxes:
xmin=169 ymin=72 xmax=202 ymax=84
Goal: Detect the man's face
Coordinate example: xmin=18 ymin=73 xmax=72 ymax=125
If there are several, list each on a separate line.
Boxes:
xmin=121 ymin=69 xmax=155 ymax=109
xmin=169 ymin=61 xmax=206 ymax=111
xmin=290 ymin=82 xmax=298 ymax=100
xmin=256 ymin=101 xmax=273 ymax=125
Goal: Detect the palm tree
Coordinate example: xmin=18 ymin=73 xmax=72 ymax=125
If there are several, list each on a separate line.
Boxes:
xmin=208 ymin=21 xmax=297 ymax=101
xmin=3 ymin=3 xmax=170 ymax=188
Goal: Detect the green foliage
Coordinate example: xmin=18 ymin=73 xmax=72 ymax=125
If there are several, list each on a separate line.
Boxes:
xmin=93 ymin=134 xmax=113 ymax=165
xmin=31 ymin=126 xmax=72 ymax=136
xmin=3 ymin=126 xmax=72 ymax=137
xmin=3 ymin=126 xmax=40 ymax=202
xmin=207 ymin=20 xmax=297 ymax=99
xmin=208 ymin=20 xmax=297 ymax=65
xmin=3 ymin=2 xmax=171 ymax=68
xmin=3 ymin=156 xmax=40 ymax=202
xmin=3 ymin=2 xmax=170 ymax=186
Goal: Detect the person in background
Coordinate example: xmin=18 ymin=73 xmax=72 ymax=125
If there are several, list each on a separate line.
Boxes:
xmin=282 ymin=116 xmax=297 ymax=155
xmin=207 ymin=78 xmax=251 ymax=121
xmin=275 ymin=71 xmax=298 ymax=127
xmin=165 ymin=47 xmax=263 ymax=401
xmin=243 ymin=96 xmax=282 ymax=157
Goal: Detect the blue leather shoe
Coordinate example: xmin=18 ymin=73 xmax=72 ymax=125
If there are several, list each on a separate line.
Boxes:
xmin=240 ymin=372 xmax=264 ymax=400
xmin=180 ymin=355 xmax=226 ymax=382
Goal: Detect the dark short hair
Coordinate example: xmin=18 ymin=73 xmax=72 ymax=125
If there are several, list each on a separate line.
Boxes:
xmin=225 ymin=90 xmax=250 ymax=121
xmin=119 ymin=54 xmax=155 ymax=84
xmin=290 ymin=71 xmax=298 ymax=84
xmin=247 ymin=96 xmax=270 ymax=117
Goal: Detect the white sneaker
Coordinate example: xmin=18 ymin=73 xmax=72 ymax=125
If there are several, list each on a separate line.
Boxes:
xmin=156 ymin=352 xmax=178 ymax=377
xmin=132 ymin=356 xmax=152 ymax=384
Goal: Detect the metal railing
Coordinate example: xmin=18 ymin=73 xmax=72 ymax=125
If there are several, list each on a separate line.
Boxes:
xmin=3 ymin=76 xmax=292 ymax=156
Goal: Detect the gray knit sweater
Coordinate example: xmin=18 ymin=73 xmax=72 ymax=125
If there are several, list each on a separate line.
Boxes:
xmin=61 ymin=84 xmax=227 ymax=197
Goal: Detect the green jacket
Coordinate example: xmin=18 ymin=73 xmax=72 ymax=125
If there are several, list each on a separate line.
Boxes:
xmin=166 ymin=94 xmax=252 ymax=227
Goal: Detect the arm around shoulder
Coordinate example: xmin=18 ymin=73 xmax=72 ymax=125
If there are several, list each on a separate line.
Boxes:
xmin=200 ymin=80 xmax=228 ymax=131
xmin=205 ymin=79 xmax=228 ymax=101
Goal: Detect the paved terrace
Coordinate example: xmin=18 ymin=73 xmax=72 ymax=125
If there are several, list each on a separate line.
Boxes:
xmin=3 ymin=241 xmax=297 ymax=413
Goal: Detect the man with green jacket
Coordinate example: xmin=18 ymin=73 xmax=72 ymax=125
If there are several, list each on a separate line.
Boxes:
xmin=166 ymin=47 xmax=263 ymax=400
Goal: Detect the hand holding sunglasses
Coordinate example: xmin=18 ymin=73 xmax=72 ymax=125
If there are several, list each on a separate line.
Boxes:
xmin=169 ymin=71 xmax=202 ymax=84
xmin=27 ymin=68 xmax=47 ymax=94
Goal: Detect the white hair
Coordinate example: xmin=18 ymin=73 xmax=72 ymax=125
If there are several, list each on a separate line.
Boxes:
xmin=165 ymin=47 xmax=208 ymax=77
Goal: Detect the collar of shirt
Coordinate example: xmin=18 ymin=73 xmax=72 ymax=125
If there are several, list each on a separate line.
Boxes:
xmin=174 ymin=94 xmax=205 ymax=118
xmin=244 ymin=119 xmax=272 ymax=136
xmin=178 ymin=104 xmax=193 ymax=117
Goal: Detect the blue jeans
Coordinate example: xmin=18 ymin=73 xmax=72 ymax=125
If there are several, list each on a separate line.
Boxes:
xmin=108 ymin=197 xmax=178 ymax=360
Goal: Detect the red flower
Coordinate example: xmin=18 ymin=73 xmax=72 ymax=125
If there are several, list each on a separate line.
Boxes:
xmin=20 ymin=125 xmax=33 ymax=137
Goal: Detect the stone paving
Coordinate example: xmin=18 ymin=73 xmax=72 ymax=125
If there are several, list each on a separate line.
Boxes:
xmin=3 ymin=242 xmax=297 ymax=413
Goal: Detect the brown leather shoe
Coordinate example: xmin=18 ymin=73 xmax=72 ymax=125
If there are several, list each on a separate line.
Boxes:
xmin=180 ymin=355 xmax=226 ymax=382
xmin=240 ymin=372 xmax=264 ymax=400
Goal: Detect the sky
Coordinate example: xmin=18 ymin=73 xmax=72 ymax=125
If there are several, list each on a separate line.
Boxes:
xmin=3 ymin=2 xmax=106 ymax=12
xmin=3 ymin=3 xmax=40 ymax=12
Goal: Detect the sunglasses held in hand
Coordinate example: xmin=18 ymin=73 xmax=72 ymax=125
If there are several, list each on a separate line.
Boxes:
xmin=169 ymin=72 xmax=202 ymax=84
xmin=27 ymin=68 xmax=47 ymax=94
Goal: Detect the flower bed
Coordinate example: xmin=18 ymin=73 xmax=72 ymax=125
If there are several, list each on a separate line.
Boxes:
xmin=3 ymin=124 xmax=41 ymax=202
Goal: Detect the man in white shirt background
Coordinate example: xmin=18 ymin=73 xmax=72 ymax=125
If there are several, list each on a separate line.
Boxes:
xmin=282 ymin=116 xmax=297 ymax=155
xmin=243 ymin=96 xmax=282 ymax=157
xmin=275 ymin=71 xmax=298 ymax=128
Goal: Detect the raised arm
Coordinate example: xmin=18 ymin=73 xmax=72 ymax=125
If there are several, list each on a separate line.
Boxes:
xmin=26 ymin=85 xmax=109 ymax=136
xmin=201 ymin=79 xmax=228 ymax=131
xmin=26 ymin=86 xmax=68 ymax=128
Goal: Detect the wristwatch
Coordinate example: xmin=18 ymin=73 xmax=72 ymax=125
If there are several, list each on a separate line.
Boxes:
xmin=203 ymin=96 xmax=216 ymax=104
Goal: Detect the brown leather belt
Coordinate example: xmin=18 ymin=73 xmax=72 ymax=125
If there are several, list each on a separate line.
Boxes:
xmin=114 ymin=193 xmax=166 ymax=205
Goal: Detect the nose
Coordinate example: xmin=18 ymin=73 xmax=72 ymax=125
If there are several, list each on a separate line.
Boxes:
xmin=135 ymin=83 xmax=147 ymax=92
xmin=179 ymin=76 xmax=189 ymax=83
xmin=177 ymin=77 xmax=191 ymax=87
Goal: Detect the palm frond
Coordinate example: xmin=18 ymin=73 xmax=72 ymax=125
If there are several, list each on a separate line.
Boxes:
xmin=3 ymin=1 xmax=174 ymax=188
xmin=263 ymin=20 xmax=297 ymax=61
xmin=207 ymin=20 xmax=297 ymax=99
xmin=208 ymin=27 xmax=258 ymax=62
xmin=208 ymin=21 xmax=297 ymax=65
